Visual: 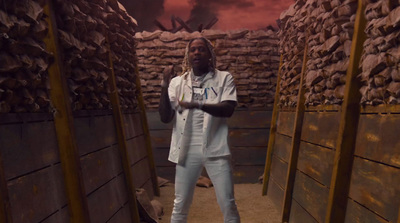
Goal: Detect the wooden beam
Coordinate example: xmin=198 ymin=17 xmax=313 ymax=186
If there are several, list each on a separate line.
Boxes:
xmin=171 ymin=25 xmax=184 ymax=33
xmin=0 ymin=153 xmax=12 ymax=223
xmin=325 ymin=0 xmax=367 ymax=222
xmin=282 ymin=45 xmax=308 ymax=222
xmin=204 ymin=17 xmax=219 ymax=30
xmin=154 ymin=19 xmax=168 ymax=31
xmin=106 ymin=38 xmax=141 ymax=222
xmin=262 ymin=54 xmax=283 ymax=196
xmin=398 ymin=192 xmax=400 ymax=223
xmin=175 ymin=16 xmax=193 ymax=33
xmin=134 ymin=65 xmax=160 ymax=197
xmin=198 ymin=24 xmax=203 ymax=32
xmin=43 ymin=1 xmax=91 ymax=222
xmin=171 ymin=15 xmax=177 ymax=30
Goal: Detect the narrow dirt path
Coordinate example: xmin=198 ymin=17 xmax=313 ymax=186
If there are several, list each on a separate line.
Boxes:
xmin=155 ymin=183 xmax=281 ymax=223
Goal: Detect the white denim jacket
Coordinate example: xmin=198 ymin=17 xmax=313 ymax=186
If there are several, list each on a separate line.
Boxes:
xmin=167 ymin=69 xmax=237 ymax=164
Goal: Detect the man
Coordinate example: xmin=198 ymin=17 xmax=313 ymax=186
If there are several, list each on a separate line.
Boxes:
xmin=159 ymin=37 xmax=241 ymax=223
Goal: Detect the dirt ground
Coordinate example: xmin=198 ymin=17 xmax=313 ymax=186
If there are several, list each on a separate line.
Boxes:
xmin=154 ymin=183 xmax=281 ymax=223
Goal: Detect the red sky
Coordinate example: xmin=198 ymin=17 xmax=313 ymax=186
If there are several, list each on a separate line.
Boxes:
xmin=158 ymin=0 xmax=294 ymax=31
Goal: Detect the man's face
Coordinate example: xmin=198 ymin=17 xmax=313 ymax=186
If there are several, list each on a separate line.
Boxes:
xmin=188 ymin=39 xmax=211 ymax=71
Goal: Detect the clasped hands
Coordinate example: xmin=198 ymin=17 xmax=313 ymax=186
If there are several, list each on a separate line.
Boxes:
xmin=162 ymin=66 xmax=203 ymax=111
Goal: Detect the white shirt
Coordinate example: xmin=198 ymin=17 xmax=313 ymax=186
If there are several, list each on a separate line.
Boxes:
xmin=167 ymin=69 xmax=237 ymax=164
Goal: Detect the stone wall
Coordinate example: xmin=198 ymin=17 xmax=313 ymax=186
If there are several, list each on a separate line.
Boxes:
xmin=359 ymin=0 xmax=400 ymax=105
xmin=135 ymin=29 xmax=281 ymax=109
xmin=278 ymin=0 xmax=357 ymax=107
xmin=278 ymin=0 xmax=400 ymax=107
xmin=54 ymin=0 xmax=139 ymax=111
xmin=0 ymin=0 xmax=139 ymax=113
xmin=0 ymin=0 xmax=52 ymax=113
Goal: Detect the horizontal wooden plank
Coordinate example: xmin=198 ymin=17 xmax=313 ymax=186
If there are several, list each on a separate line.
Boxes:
xmin=267 ymin=178 xmax=284 ymax=215
xmin=297 ymin=141 xmax=335 ymax=187
xmin=228 ymin=129 xmax=269 ymax=147
xmin=349 ymin=157 xmax=400 ymax=222
xmin=72 ymin=110 xmax=112 ymax=118
xmin=107 ymin=204 xmax=132 ymax=223
xmin=80 ymin=145 xmax=123 ymax=194
xmin=306 ymin=105 xmax=341 ymax=112
xmin=150 ymin=129 xmax=172 ymax=148
xmin=231 ymin=147 xmax=267 ymax=165
xmin=273 ymin=133 xmax=292 ymax=162
xmin=7 ymin=165 xmax=67 ymax=223
xmin=270 ymin=155 xmax=288 ymax=189
xmin=289 ymin=199 xmax=318 ymax=223
xmin=228 ymin=110 xmax=272 ymax=129
xmin=74 ymin=115 xmax=117 ymax=156
xmin=41 ymin=207 xmax=69 ymax=223
xmin=146 ymin=111 xmax=173 ymax=130
xmin=345 ymin=198 xmax=388 ymax=223
xmin=0 ymin=113 xmax=53 ymax=124
xmin=156 ymin=166 xmax=176 ymax=183
xmin=153 ymin=147 xmax=175 ymax=167
xmin=126 ymin=135 xmax=148 ymax=166
xmin=361 ymin=104 xmax=400 ymax=114
xmin=231 ymin=165 xmax=265 ymax=184
xmin=0 ymin=122 xmax=60 ymax=180
xmin=301 ymin=112 xmax=340 ymax=149
xmin=131 ymin=158 xmax=151 ymax=189
xmin=355 ymin=114 xmax=400 ymax=168
xmin=87 ymin=174 xmax=128 ymax=223
xmin=276 ymin=111 xmax=295 ymax=136
xmin=123 ymin=113 xmax=144 ymax=139
xmin=292 ymin=170 xmax=329 ymax=223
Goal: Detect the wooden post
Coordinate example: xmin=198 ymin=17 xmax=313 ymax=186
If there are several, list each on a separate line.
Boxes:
xmin=171 ymin=15 xmax=177 ymax=30
xmin=398 ymin=201 xmax=400 ymax=223
xmin=204 ymin=17 xmax=219 ymax=30
xmin=325 ymin=0 xmax=366 ymax=222
xmin=43 ymin=1 xmax=91 ymax=222
xmin=134 ymin=66 xmax=160 ymax=197
xmin=282 ymin=45 xmax=308 ymax=222
xmin=262 ymin=54 xmax=283 ymax=196
xmin=0 ymin=153 xmax=12 ymax=223
xmin=175 ymin=17 xmax=193 ymax=33
xmin=106 ymin=38 xmax=141 ymax=223
xmin=154 ymin=20 xmax=168 ymax=31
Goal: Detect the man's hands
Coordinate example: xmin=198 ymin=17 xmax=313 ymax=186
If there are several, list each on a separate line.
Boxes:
xmin=162 ymin=65 xmax=174 ymax=87
xmin=178 ymin=101 xmax=201 ymax=110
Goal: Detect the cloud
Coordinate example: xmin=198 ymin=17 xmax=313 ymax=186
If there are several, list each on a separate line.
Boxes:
xmin=189 ymin=0 xmax=255 ymax=8
xmin=157 ymin=0 xmax=294 ymax=31
xmin=118 ymin=0 xmax=165 ymax=31
xmin=186 ymin=0 xmax=257 ymax=30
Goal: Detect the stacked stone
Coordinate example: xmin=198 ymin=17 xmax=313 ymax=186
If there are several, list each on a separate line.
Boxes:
xmin=213 ymin=29 xmax=280 ymax=108
xmin=304 ymin=0 xmax=357 ymax=106
xmin=0 ymin=0 xmax=52 ymax=113
xmin=54 ymin=0 xmax=138 ymax=111
xmin=277 ymin=0 xmax=307 ymax=108
xmin=135 ymin=31 xmax=199 ymax=109
xmin=359 ymin=0 xmax=400 ymax=105
xmin=135 ymin=29 xmax=280 ymax=109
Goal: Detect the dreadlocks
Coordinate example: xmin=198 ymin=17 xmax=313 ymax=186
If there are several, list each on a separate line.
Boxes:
xmin=181 ymin=37 xmax=217 ymax=76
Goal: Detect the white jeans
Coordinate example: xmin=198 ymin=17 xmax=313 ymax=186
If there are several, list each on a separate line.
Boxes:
xmin=171 ymin=146 xmax=241 ymax=223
